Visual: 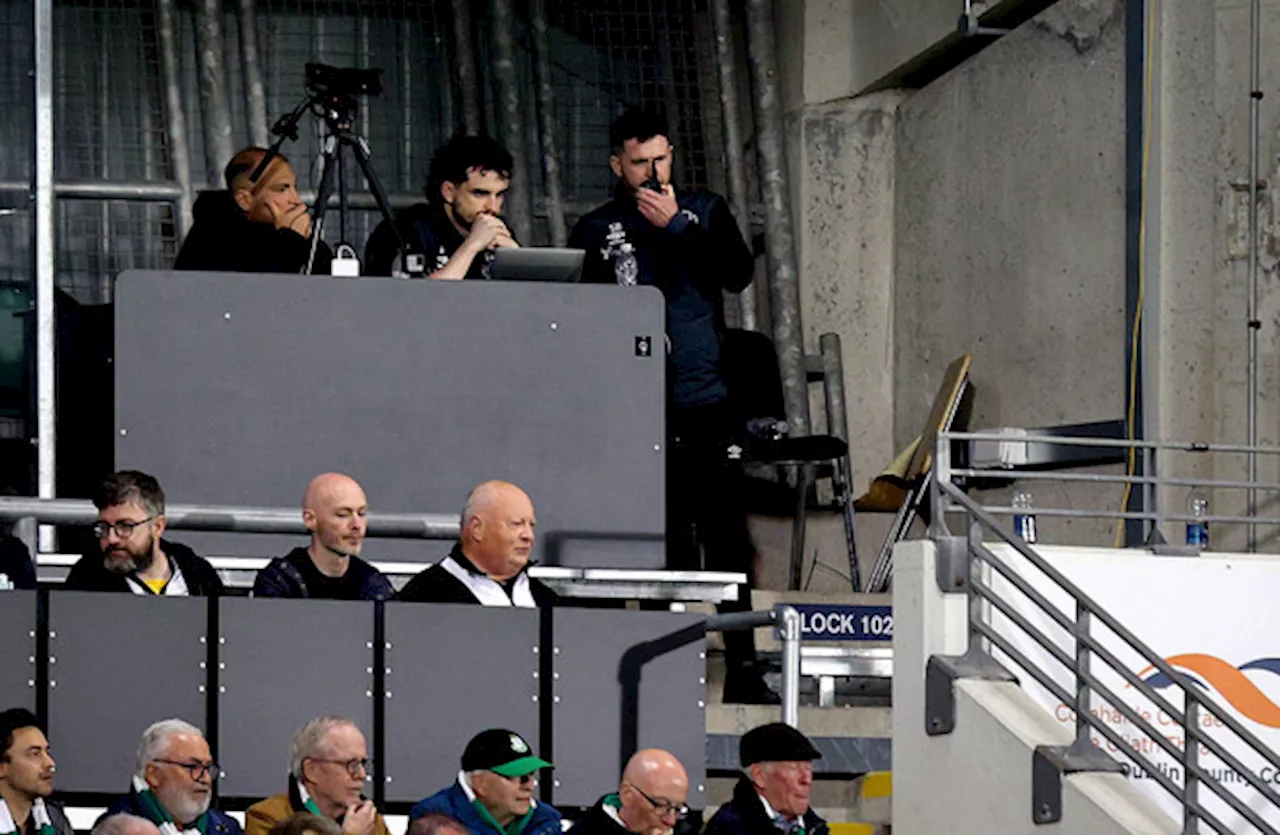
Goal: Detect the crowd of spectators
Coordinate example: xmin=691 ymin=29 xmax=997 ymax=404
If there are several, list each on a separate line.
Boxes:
xmin=0 ymin=711 xmax=827 ymax=835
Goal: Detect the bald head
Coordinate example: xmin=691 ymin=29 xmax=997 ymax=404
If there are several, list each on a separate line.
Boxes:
xmin=303 ymin=473 xmax=368 ymax=560
xmin=618 ymin=749 xmax=689 ymax=833
xmin=224 ymin=146 xmax=304 ymax=228
xmin=459 ymin=480 xmax=536 ymax=581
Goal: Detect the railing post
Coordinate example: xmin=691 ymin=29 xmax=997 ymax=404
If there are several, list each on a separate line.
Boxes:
xmin=777 ymin=606 xmax=802 ymax=728
xmin=931 ymin=432 xmax=952 ymax=538
xmin=966 ymin=517 xmax=983 ymax=653
xmin=1184 ymin=694 xmax=1199 ymax=834
xmin=1073 ymin=601 xmax=1092 ymax=750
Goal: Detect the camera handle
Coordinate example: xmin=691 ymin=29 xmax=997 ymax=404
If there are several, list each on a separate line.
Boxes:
xmin=247 ymin=96 xmax=312 ymax=187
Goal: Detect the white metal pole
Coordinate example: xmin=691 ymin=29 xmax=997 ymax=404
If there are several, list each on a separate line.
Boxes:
xmin=34 ymin=0 xmax=56 ymax=553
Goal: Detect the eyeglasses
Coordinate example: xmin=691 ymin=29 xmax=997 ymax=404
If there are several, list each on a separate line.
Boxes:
xmin=93 ymin=515 xmax=157 ymax=540
xmin=631 ymin=785 xmax=689 ymax=819
xmin=153 ymin=759 xmax=219 ymax=782
xmin=310 ymin=757 xmax=369 ymax=778
xmin=496 ymin=772 xmax=536 ymax=785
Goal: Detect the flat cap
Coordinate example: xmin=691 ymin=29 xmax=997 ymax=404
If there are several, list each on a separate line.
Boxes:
xmin=739 ymin=722 xmax=822 ymax=767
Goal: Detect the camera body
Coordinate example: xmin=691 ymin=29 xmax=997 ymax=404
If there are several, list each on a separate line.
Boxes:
xmin=305 ymin=63 xmax=384 ymax=98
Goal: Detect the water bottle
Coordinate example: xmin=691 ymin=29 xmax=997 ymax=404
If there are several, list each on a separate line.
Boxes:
xmin=611 ymin=243 xmax=639 ymax=286
xmin=1186 ymin=489 xmax=1210 ymax=548
xmin=1012 ymin=489 xmax=1037 ymax=544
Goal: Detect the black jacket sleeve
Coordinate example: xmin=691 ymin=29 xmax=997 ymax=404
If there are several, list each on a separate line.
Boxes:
xmin=669 ymin=194 xmax=754 ymax=294
xmin=569 ymin=217 xmax=614 ymax=285
xmin=0 ymin=535 xmax=36 ymax=589
xmin=365 ymin=217 xmax=402 ymax=277
xmin=252 ymin=558 xmax=299 ymax=597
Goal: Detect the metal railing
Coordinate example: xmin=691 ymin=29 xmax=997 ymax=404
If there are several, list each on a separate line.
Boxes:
xmin=935 ymin=430 xmax=1280 ymax=550
xmin=931 ymin=435 xmax=1280 ymax=834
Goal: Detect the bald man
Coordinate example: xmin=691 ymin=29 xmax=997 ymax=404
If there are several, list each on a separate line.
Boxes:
xmin=397 ymin=481 xmax=557 ymax=606
xmin=252 ymin=473 xmax=394 ymax=600
xmin=174 ymin=146 xmax=333 ymax=274
xmin=574 ymin=750 xmax=690 ymax=835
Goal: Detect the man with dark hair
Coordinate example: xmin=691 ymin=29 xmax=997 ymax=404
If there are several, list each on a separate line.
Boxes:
xmin=64 ymin=470 xmax=224 ymax=596
xmin=174 ymin=147 xmax=332 ymax=274
xmin=0 ymin=708 xmax=73 ymax=835
xmin=252 ymin=473 xmax=393 ymax=600
xmin=364 ymin=135 xmax=518 ymax=279
xmin=568 ymin=110 xmax=768 ymax=703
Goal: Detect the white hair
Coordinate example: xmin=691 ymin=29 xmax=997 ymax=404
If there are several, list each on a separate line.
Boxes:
xmin=93 ymin=813 xmax=160 ymax=835
xmin=135 ymin=719 xmax=204 ymax=781
xmin=290 ymin=716 xmax=358 ymax=780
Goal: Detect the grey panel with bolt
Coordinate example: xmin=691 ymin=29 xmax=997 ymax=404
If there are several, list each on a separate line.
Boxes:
xmin=46 ymin=591 xmax=207 ymax=793
xmin=0 ymin=590 xmax=36 ymax=712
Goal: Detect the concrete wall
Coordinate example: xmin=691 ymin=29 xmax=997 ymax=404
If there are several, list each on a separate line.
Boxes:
xmin=892 ymin=540 xmax=1179 ymax=835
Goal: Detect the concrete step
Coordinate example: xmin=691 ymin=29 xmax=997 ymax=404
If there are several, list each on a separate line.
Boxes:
xmin=706 ymin=703 xmax=891 ymax=774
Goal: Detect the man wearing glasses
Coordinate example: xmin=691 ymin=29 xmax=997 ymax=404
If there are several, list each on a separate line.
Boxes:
xmin=245 ymin=717 xmax=387 ymax=835
xmin=409 ymin=729 xmax=561 ymax=835
xmin=99 ymin=719 xmax=240 ymax=835
xmin=65 ymin=471 xmax=224 ymax=596
xmin=573 ymin=749 xmax=689 ymax=835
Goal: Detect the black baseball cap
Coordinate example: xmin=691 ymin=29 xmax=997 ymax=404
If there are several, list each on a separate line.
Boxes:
xmin=739 ymin=723 xmax=822 ymax=767
xmin=461 ymin=729 xmax=552 ymax=777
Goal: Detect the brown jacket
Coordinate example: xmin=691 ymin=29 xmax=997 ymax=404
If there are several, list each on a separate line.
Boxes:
xmin=244 ymin=789 xmax=392 ymax=835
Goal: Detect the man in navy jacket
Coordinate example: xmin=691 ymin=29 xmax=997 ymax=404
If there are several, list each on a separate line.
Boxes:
xmin=409 ymin=729 xmax=561 ymax=835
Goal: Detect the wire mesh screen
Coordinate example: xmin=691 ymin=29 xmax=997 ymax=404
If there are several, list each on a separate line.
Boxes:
xmin=13 ymin=0 xmax=727 ymax=304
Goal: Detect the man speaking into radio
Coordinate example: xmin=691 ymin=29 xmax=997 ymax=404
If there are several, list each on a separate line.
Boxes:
xmin=365 ymin=135 xmax=519 ymax=279
xmin=568 ymin=109 xmax=765 ymax=702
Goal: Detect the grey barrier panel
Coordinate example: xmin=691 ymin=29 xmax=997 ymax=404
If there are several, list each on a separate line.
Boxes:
xmin=217 ymin=598 xmax=374 ymax=799
xmin=383 ymin=603 xmax=540 ymax=803
xmin=0 ymin=591 xmax=36 ymax=711
xmin=113 ymin=271 xmax=666 ymax=569
xmin=47 ymin=592 xmax=207 ymax=793
xmin=551 ymin=610 xmax=706 ymax=808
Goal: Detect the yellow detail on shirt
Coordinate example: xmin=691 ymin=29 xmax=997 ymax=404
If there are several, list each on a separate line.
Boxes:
xmin=144 ymin=577 xmax=167 ymax=594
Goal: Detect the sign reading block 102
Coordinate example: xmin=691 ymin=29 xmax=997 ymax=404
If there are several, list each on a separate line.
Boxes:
xmin=783 ymin=604 xmax=894 ymax=641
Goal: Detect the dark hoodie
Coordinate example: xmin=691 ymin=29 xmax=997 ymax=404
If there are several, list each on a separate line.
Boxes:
xmin=64 ymin=539 xmax=225 ymax=596
xmin=174 ymin=190 xmax=333 ymax=275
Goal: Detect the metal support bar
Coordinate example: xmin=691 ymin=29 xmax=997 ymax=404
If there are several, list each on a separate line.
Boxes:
xmin=1247 ymin=0 xmax=1262 ymax=553
xmin=744 ymin=0 xmax=810 ymax=437
xmin=490 ymin=0 xmax=534 ymax=242
xmin=0 ymin=497 xmax=459 ymax=539
xmin=237 ymin=0 xmax=269 ymax=147
xmin=710 ymin=0 xmax=758 ymax=330
xmin=925 ymin=650 xmax=1017 ymax=736
xmin=529 ymin=0 xmax=567 ymax=246
xmin=777 ymin=605 xmax=802 ymax=727
xmin=33 ymin=0 xmax=55 ymax=552
xmin=194 ymin=0 xmax=235 ymax=187
xmin=1031 ymin=744 xmax=1126 ymax=824
xmin=451 ymin=0 xmax=482 ymax=135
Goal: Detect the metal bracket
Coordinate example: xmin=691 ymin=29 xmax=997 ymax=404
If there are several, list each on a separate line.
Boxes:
xmin=934 ymin=534 xmax=970 ymax=592
xmin=925 ymin=649 xmax=1017 ymax=736
xmin=1032 ymin=743 xmax=1126 ymax=824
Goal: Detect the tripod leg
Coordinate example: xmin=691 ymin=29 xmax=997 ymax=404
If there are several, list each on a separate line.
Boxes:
xmin=308 ymin=134 xmax=341 ymax=275
xmin=348 ymin=134 xmax=416 ymax=274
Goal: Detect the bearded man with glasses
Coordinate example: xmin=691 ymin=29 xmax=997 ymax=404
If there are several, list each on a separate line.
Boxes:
xmin=65 ymin=471 xmax=223 ymax=596
xmin=246 ymin=717 xmax=387 ymax=835
xmin=98 ymin=719 xmax=240 ymax=835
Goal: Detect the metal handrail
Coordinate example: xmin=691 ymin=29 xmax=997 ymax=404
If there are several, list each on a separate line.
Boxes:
xmin=935 ymin=480 xmax=1280 ymax=833
xmin=707 ymin=608 xmax=802 ymax=727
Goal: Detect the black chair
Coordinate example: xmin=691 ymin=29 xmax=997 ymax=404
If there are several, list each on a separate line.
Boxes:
xmin=720 ymin=328 xmax=859 ymax=590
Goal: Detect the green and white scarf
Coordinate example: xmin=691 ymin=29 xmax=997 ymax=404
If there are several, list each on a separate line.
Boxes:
xmin=132 ymin=776 xmax=206 ymax=835
xmin=294 ymin=781 xmax=324 ymax=818
xmin=0 ymin=796 xmax=54 ymax=835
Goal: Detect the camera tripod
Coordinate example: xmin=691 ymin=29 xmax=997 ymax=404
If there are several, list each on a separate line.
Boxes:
xmin=252 ymin=90 xmax=415 ymax=276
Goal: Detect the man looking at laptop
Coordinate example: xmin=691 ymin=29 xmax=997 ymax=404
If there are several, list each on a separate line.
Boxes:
xmin=365 ymin=135 xmax=518 ymax=280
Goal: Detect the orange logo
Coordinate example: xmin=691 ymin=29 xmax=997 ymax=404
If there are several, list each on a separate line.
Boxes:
xmin=1138 ymin=654 xmax=1280 ymax=728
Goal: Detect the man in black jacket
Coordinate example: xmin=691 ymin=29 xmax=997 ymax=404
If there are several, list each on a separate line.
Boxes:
xmin=175 ymin=147 xmax=332 ymax=275
xmin=0 ymin=709 xmax=74 ymax=835
xmin=66 ymin=470 xmax=224 ymax=596
xmin=573 ymin=749 xmax=689 ymax=835
xmin=253 ymin=473 xmax=393 ymax=601
xmin=704 ymin=724 xmax=826 ymax=835
xmin=398 ymin=480 xmax=556 ymax=606
xmin=568 ymin=109 xmax=767 ymax=703
xmin=365 ymin=135 xmax=518 ymax=279
xmin=0 ymin=535 xmax=36 ymax=590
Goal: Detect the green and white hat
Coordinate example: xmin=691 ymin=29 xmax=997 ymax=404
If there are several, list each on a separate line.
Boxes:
xmin=461 ymin=729 xmax=553 ymax=777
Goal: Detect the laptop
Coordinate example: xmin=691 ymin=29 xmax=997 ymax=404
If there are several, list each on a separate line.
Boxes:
xmin=489 ymin=247 xmax=585 ymax=282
